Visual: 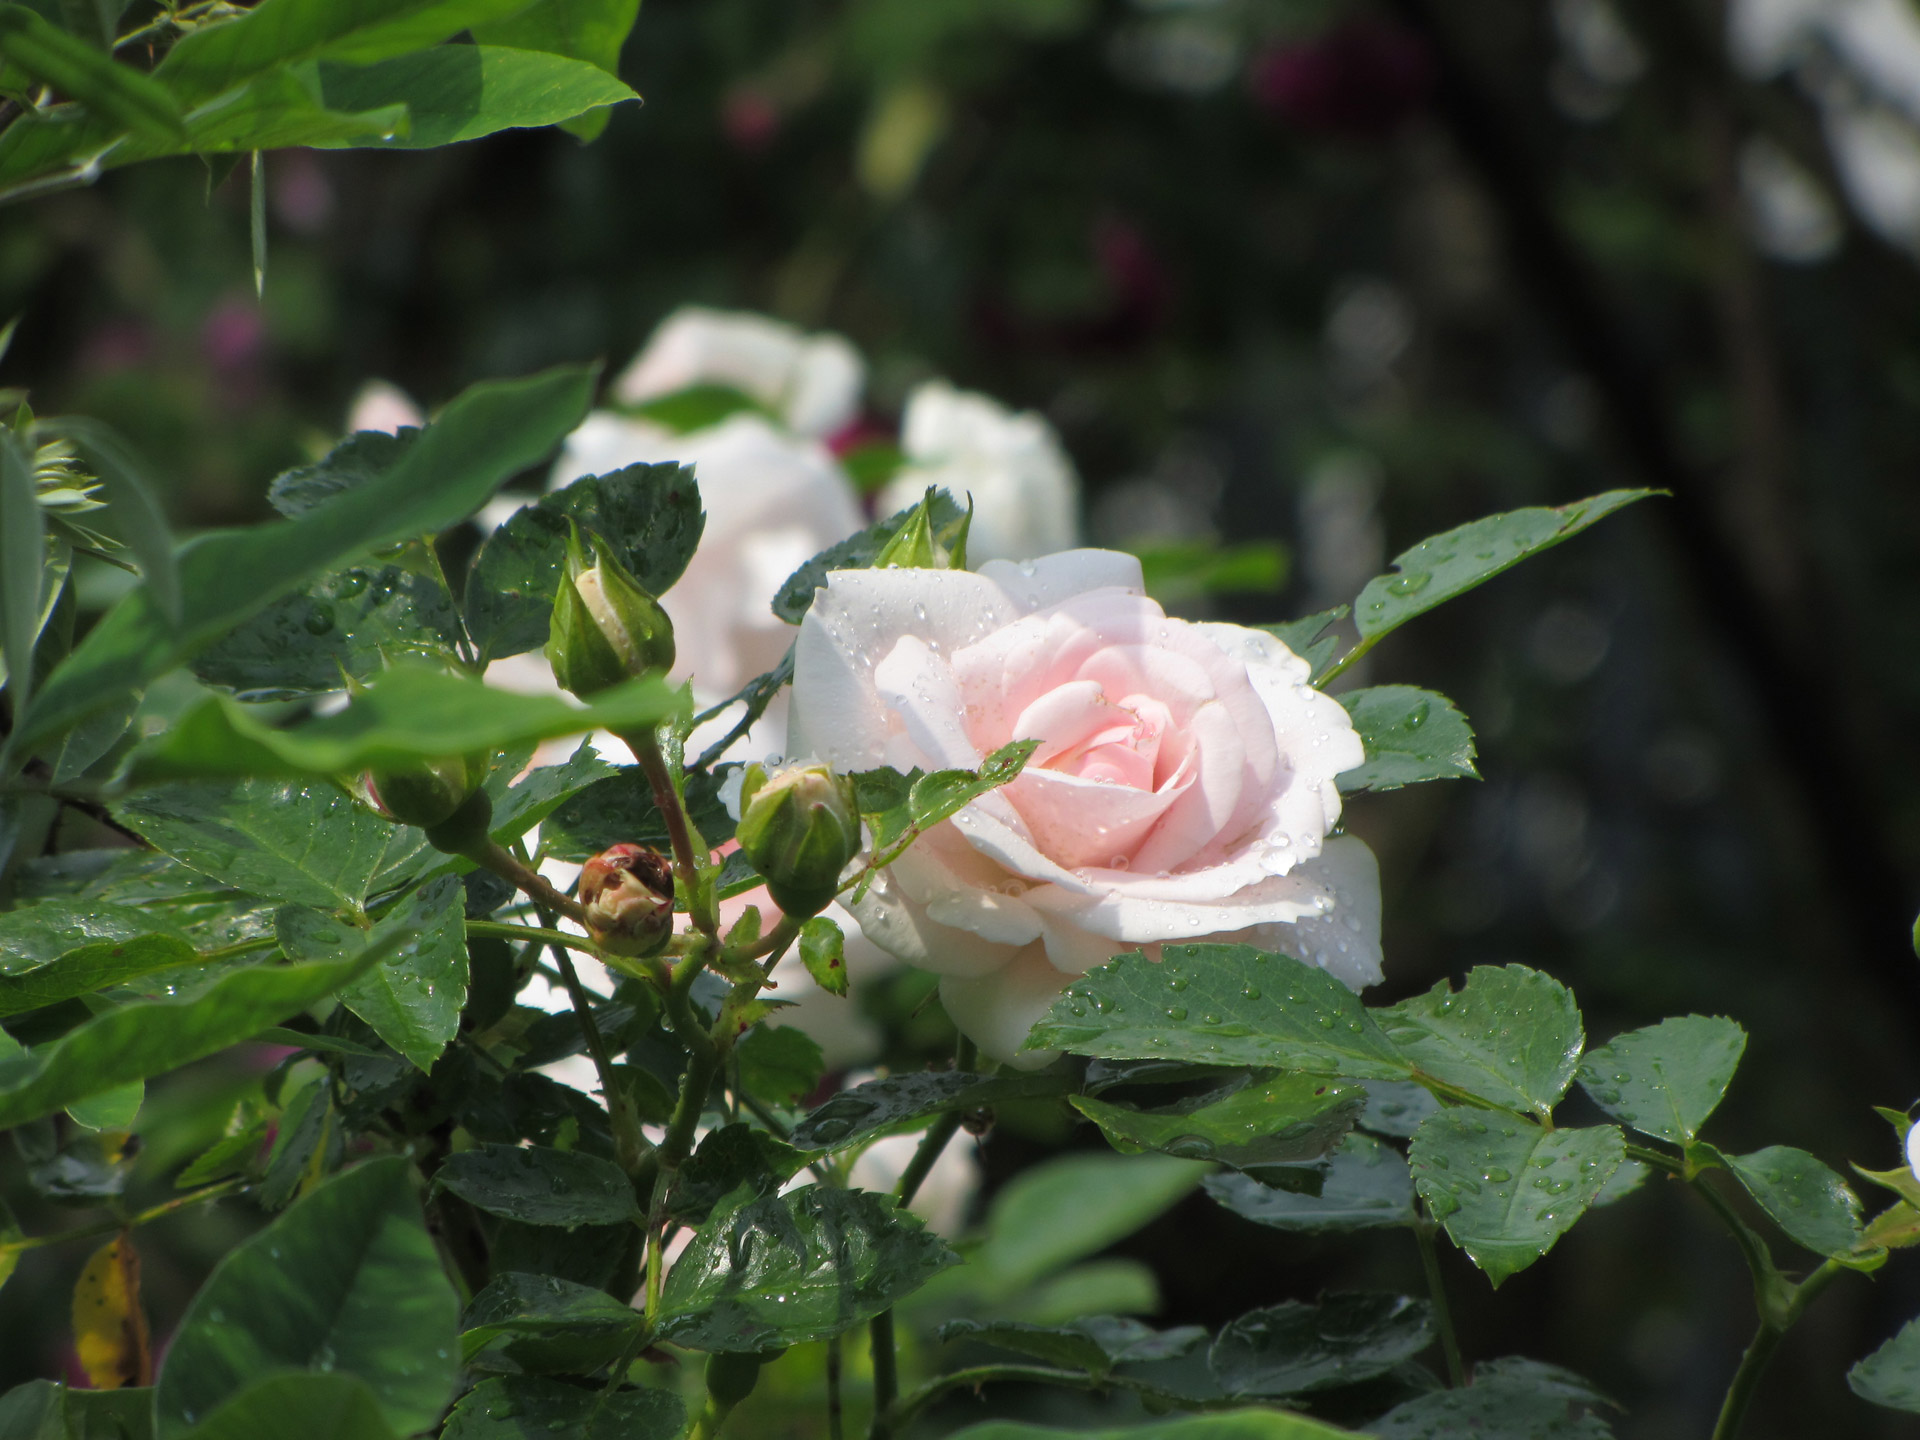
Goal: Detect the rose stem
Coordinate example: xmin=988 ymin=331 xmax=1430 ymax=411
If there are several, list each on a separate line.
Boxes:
xmin=1413 ymin=1215 xmax=1466 ymax=1387
xmin=532 ymin=901 xmax=651 ymax=1178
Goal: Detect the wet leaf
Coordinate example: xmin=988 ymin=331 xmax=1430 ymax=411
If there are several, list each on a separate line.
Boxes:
xmin=278 ymin=875 xmax=468 ymax=1073
xmin=1379 ymin=966 xmax=1584 ymax=1118
xmin=943 ymin=1412 xmax=1357 ymax=1440
xmin=1204 ymin=1132 xmax=1415 ymax=1232
xmin=1261 ymin=607 xmax=1347 ymax=681
xmin=790 ymin=1069 xmax=1072 ymax=1152
xmin=441 ymin=1376 xmax=684 ymax=1440
xmin=798 ymin=915 xmax=848 ymax=998
xmin=1721 ymin=1145 xmax=1863 ymax=1258
xmin=1208 ymin=1294 xmax=1430 ymax=1396
xmin=1336 ymin=686 xmax=1478 ymax=793
xmin=180 ymin=1373 xmax=398 ymax=1440
xmin=435 ymin=1144 xmax=638 ymax=1228
xmin=736 ymin=1026 xmax=824 ymax=1107
xmin=1351 ymin=490 xmax=1654 ymax=647
xmin=460 ymin=1272 xmax=641 ymax=1375
xmin=939 ymin=1316 xmax=1207 ymax=1377
xmin=1072 ymin=1073 xmax=1364 ymax=1170
xmin=1576 ymin=1015 xmax=1746 ymax=1146
xmin=668 ymin=1124 xmax=809 ymax=1224
xmin=1370 ymin=1357 xmax=1616 ymax=1437
xmin=1028 ymin=943 xmax=1410 ymax=1080
xmin=772 ymin=489 xmax=970 ymax=623
xmin=465 ymin=460 xmax=701 ymax=661
xmin=154 ymin=1157 xmax=458 ymax=1440
xmin=0 ymin=933 xmax=200 ymax=1019
xmin=658 ymin=1185 xmax=957 ymax=1350
xmin=1409 ymin=1113 xmax=1623 ymax=1287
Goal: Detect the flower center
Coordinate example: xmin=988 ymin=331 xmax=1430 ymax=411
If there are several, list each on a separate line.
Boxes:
xmin=1044 ymin=692 xmax=1174 ymax=790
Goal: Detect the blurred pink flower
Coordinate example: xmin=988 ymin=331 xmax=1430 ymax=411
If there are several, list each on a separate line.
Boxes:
xmin=1250 ymin=18 xmax=1432 ymax=140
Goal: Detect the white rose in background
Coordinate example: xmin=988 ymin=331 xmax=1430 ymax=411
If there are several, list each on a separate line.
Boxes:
xmin=788 ymin=550 xmax=1381 ymax=1066
xmin=613 ymin=306 xmax=865 ymax=439
xmin=346 ymin=379 xmax=425 ymax=435
xmin=553 ymin=412 xmax=863 ymax=702
xmin=879 ymin=380 xmax=1081 ymax=563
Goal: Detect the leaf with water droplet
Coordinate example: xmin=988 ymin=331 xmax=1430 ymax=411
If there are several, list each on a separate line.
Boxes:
xmin=1208 ymin=1293 xmax=1431 ymax=1397
xmin=1073 ymin=1073 xmax=1364 ymax=1170
xmin=1719 ymin=1144 xmax=1863 ymax=1258
xmin=1576 ymin=1014 xmax=1745 ymax=1147
xmin=1409 ymin=1113 xmax=1623 ymax=1286
xmin=1380 ymin=965 xmax=1583 ymax=1118
xmin=1204 ymin=1132 xmax=1416 ymax=1233
xmin=436 ymin=1145 xmax=638 ymax=1229
xmin=1336 ymin=686 xmax=1479 ymax=794
xmin=442 ymin=1375 xmax=684 ymax=1440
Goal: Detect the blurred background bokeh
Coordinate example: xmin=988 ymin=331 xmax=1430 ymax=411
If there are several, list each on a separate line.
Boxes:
xmin=7 ymin=0 xmax=1920 ymax=1434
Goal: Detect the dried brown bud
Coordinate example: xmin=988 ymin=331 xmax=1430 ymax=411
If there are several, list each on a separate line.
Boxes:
xmin=579 ymin=843 xmax=675 ymax=957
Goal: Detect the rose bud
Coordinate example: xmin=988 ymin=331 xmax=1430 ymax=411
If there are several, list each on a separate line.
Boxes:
xmin=362 ymin=753 xmax=488 ymax=830
xmin=546 ymin=521 xmax=675 ymax=699
xmin=734 ymin=763 xmax=860 ymax=918
xmin=579 ymin=843 xmax=676 ymax=957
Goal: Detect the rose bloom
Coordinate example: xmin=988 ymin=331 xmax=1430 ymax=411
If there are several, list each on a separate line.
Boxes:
xmin=613 ymin=306 xmax=864 ymax=439
xmin=878 ymin=380 xmax=1081 ymax=563
xmin=788 ymin=550 xmax=1381 ymax=1065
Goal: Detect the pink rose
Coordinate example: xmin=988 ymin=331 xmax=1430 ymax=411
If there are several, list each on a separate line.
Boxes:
xmin=788 ymin=550 xmax=1383 ymax=1065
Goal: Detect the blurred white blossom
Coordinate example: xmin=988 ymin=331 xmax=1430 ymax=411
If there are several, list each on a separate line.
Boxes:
xmin=345 ymin=379 xmax=425 ymax=435
xmin=879 ymin=380 xmax=1081 ymax=563
xmin=612 ymin=306 xmax=865 ymax=439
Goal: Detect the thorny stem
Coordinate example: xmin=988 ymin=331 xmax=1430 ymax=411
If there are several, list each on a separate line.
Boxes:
xmin=537 ymin=909 xmax=651 ymax=1177
xmin=2 ymin=1177 xmax=247 ymax=1256
xmin=621 ymin=725 xmax=715 ymax=936
xmin=1414 ymin=1218 xmax=1466 ymax=1388
xmin=471 ymin=840 xmax=588 ymax=926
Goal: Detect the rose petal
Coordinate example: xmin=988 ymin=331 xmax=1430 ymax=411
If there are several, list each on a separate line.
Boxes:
xmin=1220 ymin=836 xmax=1383 ymax=991
xmin=937 ymin=942 xmax=1071 ymax=1068
xmin=975 ymin=550 xmax=1145 ymax=615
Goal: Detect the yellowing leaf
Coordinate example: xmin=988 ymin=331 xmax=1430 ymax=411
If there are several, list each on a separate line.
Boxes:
xmin=72 ymin=1232 xmax=151 ymax=1389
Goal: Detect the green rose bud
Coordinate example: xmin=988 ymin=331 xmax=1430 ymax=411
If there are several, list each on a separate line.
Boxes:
xmin=546 ymin=522 xmax=675 ymax=699
xmin=735 ymin=762 xmax=861 ymax=918
xmin=873 ymin=486 xmax=972 ymax=570
xmin=362 ymin=752 xmax=488 ymax=830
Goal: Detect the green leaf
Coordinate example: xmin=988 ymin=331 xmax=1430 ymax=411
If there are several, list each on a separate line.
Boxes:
xmin=127 ymin=669 xmax=685 ymax=784
xmin=1261 ymin=607 xmax=1346 ymax=681
xmin=1072 ymin=1073 xmax=1364 ymax=1170
xmin=464 ymin=461 xmax=701 ymax=661
xmin=441 ymin=1377 xmax=685 ymax=1440
xmin=152 ymin=0 xmax=532 ymax=105
xmin=1354 ymin=1080 xmax=1438 ymax=1139
xmin=1721 ymin=1145 xmax=1863 ymax=1258
xmin=772 ymin=490 xmax=970 ymax=623
xmin=1409 ymin=1113 xmax=1623 ymax=1287
xmin=1850 ymin=1317 xmax=1920 ymax=1413
xmin=1203 ymin=1132 xmax=1416 ymax=1232
xmin=798 ymin=915 xmax=848 ymax=997
xmin=0 ymin=932 xmax=198 ymax=1017
xmin=65 ymin=1080 xmax=141 ymax=1131
xmin=1370 ymin=1358 xmax=1615 ymax=1438
xmin=305 ymin=46 xmax=637 ymax=150
xmin=943 ymin=1413 xmax=1359 ymax=1440
xmin=154 ymin=1158 xmax=457 ymax=1440
xmin=790 ymin=1069 xmax=1072 ymax=1152
xmin=1576 ymin=1015 xmax=1746 ymax=1146
xmin=0 ymin=4 xmax=183 ymax=138
xmin=938 ymin=1317 xmax=1206 ymax=1377
xmin=0 ymin=945 xmax=395 ymax=1129
xmin=0 ymin=1383 xmax=157 ymax=1440
xmin=191 ymin=560 xmax=465 ymax=701
xmin=115 ymin=779 xmax=427 ymax=914
xmin=1335 ymin=686 xmax=1477 ymax=793
xmin=460 ymin=1272 xmax=641 ymax=1374
xmin=0 ymin=430 xmax=42 ymax=717
xmin=472 ymin=0 xmax=641 ymax=76
xmin=667 ymin=1123 xmax=808 ymax=1225
xmin=1351 ymin=490 xmax=1655 ymax=648
xmin=539 ymin=765 xmax=734 ymax=863
xmin=1208 ymin=1294 xmax=1431 ymax=1396
xmin=435 ymin=1143 xmax=638 ymax=1227
xmin=736 ymin=1025 xmax=824 ymax=1106
xmin=1027 ymin=944 xmax=1410 ymax=1080
xmin=972 ymin=1153 xmax=1209 ymax=1294
xmin=0 ymin=898 xmax=190 ymax=971
xmin=16 ymin=366 xmax=595 ymax=758
xmin=1379 ymin=966 xmax=1584 ymax=1118
xmin=278 ymin=875 xmax=468 ymax=1072
xmin=268 ymin=431 xmax=415 ymax=518
xmin=488 ymin=739 xmax=620 ymax=845
xmin=181 ymin=1373 xmax=398 ymax=1440
xmin=660 ymin=1185 xmax=958 ymax=1349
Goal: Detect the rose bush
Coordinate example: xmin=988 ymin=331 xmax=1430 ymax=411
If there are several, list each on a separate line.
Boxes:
xmin=789 ymin=548 xmax=1382 ymax=1063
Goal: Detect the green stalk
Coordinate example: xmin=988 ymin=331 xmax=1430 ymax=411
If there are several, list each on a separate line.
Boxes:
xmin=868 ymin=1310 xmax=899 ymax=1440
xmin=1414 ymin=1218 xmax=1466 ymax=1387
xmin=1709 ymin=1259 xmax=1845 ymax=1440
xmin=2 ymin=1177 xmax=246 ymax=1256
